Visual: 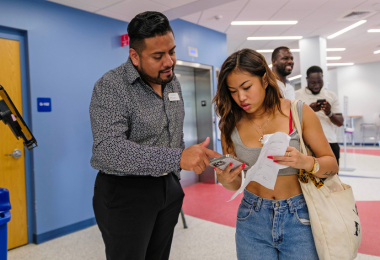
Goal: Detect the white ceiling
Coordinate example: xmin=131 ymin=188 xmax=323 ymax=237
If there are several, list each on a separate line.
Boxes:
xmin=47 ymin=0 xmax=380 ymax=77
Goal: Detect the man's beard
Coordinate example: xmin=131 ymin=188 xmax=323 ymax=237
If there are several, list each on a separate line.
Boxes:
xmin=138 ymin=62 xmax=174 ymax=86
xmin=277 ymin=65 xmax=292 ymax=77
xmin=307 ymin=86 xmax=322 ymax=95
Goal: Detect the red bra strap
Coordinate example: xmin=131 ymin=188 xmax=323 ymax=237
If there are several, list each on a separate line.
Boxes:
xmin=289 ymin=109 xmax=293 ymax=134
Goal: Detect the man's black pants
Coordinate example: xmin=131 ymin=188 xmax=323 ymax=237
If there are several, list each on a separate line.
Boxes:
xmin=329 ymin=143 xmax=340 ymax=166
xmin=93 ymin=172 xmax=184 ymax=260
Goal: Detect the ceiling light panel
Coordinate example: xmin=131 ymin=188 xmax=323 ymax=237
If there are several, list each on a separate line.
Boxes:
xmin=374 ymin=50 xmax=380 ymax=54
xmin=326 ymin=57 xmax=342 ymax=60
xmin=327 ymin=63 xmax=354 ymax=66
xmin=327 ymin=20 xmax=367 ymax=39
xmin=368 ymin=29 xmax=380 ymax=32
xmin=231 ymin=21 xmax=298 ymax=25
xmin=247 ymin=36 xmax=303 ymax=40
xmin=326 ymin=48 xmax=346 ymax=51
xmin=256 ymin=49 xmax=300 ymax=53
xmin=257 ymin=49 xmax=343 ymax=53
xmin=289 ymin=75 xmax=302 ymax=81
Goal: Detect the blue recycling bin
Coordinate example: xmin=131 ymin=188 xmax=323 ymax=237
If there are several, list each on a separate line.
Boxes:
xmin=0 ymin=188 xmax=11 ymax=260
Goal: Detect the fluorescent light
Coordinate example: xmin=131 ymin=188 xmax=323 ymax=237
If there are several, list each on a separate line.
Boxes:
xmin=247 ymin=36 xmax=303 ymax=40
xmin=326 ymin=57 xmax=341 ymax=60
xmin=326 ymin=48 xmax=346 ymax=51
xmin=258 ymin=48 xmax=342 ymax=53
xmin=374 ymin=50 xmax=380 ymax=54
xmin=257 ymin=49 xmax=300 ymax=53
xmin=327 ymin=63 xmax=354 ymax=66
xmin=268 ymin=64 xmax=273 ymax=68
xmin=368 ymin=29 xmax=380 ymax=33
xmin=176 ymin=61 xmax=183 ymax=65
xmin=327 ymin=20 xmax=367 ymax=39
xmin=257 ymin=49 xmax=274 ymax=53
xmin=232 ymin=21 xmax=298 ymax=25
xmin=288 ymin=75 xmax=301 ymax=81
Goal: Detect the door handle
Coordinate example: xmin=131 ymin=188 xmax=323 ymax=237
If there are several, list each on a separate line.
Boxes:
xmin=6 ymin=149 xmax=22 ymax=159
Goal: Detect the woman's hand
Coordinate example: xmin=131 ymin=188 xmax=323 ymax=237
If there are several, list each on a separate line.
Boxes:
xmin=214 ymin=162 xmax=245 ymax=187
xmin=268 ymin=146 xmax=314 ymax=171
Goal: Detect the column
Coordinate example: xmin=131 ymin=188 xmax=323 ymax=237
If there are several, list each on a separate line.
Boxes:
xmin=299 ymin=36 xmax=328 ymax=88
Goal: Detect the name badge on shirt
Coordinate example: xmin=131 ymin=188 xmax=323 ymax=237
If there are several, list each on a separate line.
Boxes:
xmin=168 ymin=93 xmax=180 ymax=101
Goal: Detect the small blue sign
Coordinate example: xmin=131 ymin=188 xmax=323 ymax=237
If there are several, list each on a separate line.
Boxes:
xmin=188 ymin=46 xmax=198 ymax=57
xmin=37 ymin=98 xmax=51 ymax=112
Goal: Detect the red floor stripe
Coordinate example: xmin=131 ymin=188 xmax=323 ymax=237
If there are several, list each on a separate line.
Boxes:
xmin=182 ymin=183 xmax=380 ymax=256
xmin=356 ymin=201 xmax=380 ymax=256
xmin=341 ymin=148 xmax=380 ymax=156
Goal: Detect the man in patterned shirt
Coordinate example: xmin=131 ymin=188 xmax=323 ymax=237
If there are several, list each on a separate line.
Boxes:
xmin=90 ymin=11 xmax=222 ymax=260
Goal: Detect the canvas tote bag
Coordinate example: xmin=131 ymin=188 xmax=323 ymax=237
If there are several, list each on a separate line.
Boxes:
xmin=290 ymin=100 xmax=361 ymax=260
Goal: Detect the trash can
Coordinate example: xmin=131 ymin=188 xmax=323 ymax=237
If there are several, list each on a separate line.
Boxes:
xmin=0 ymin=188 xmax=11 ymax=260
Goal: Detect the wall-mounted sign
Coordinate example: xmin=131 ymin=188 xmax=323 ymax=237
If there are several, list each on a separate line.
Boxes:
xmin=121 ymin=34 xmax=129 ymax=47
xmin=188 ymin=46 xmax=198 ymax=57
xmin=37 ymin=98 xmax=51 ymax=112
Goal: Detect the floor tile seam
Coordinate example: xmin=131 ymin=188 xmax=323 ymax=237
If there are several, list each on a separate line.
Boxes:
xmin=345 ymin=152 xmax=380 ymax=157
xmin=180 ymin=214 xmax=237 ymax=230
xmin=203 ymin=210 xmax=239 ymax=228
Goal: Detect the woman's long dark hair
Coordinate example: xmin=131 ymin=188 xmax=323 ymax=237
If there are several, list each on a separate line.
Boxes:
xmin=213 ymin=48 xmax=284 ymax=154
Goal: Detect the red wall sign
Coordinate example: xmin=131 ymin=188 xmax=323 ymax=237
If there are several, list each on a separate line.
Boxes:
xmin=121 ymin=34 xmax=129 ymax=47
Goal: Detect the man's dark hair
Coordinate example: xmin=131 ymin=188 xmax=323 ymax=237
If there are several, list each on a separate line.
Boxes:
xmin=127 ymin=11 xmax=174 ymax=54
xmin=271 ymin=46 xmax=290 ymax=62
xmin=306 ymin=66 xmax=323 ymax=77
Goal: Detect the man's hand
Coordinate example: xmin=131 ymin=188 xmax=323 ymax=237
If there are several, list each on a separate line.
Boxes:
xmin=310 ymin=102 xmax=321 ymax=112
xmin=320 ymin=101 xmax=332 ymax=115
xmin=180 ymin=137 xmax=222 ymax=174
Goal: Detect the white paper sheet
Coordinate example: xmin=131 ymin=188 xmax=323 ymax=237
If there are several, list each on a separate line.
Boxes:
xmin=229 ymin=132 xmax=291 ymax=201
xmin=261 ymin=134 xmax=289 ymax=169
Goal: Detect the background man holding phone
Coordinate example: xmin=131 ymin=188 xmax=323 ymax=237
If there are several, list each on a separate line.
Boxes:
xmin=295 ymin=65 xmax=343 ymax=165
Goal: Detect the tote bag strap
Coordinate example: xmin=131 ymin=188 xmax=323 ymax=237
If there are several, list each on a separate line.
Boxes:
xmin=290 ymin=100 xmax=307 ymax=155
xmin=290 ymin=100 xmax=325 ymax=188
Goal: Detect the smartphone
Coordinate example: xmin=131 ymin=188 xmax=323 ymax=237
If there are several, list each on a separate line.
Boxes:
xmin=209 ymin=155 xmax=248 ymax=171
xmin=316 ymin=99 xmax=326 ymax=105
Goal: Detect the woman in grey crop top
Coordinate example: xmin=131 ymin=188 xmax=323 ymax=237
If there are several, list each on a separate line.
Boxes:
xmin=212 ymin=49 xmax=339 ymax=260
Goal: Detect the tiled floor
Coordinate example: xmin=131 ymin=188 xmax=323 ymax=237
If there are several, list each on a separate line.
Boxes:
xmin=8 ymin=147 xmax=380 ymax=260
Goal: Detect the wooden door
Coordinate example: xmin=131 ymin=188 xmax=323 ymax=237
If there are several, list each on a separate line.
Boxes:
xmin=0 ymin=37 xmax=28 ymax=249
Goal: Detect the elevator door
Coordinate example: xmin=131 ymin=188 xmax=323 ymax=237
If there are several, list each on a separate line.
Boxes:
xmin=175 ymin=66 xmax=199 ymax=187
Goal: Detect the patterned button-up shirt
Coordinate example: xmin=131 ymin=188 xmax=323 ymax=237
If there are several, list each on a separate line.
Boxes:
xmin=89 ymin=58 xmax=185 ymax=179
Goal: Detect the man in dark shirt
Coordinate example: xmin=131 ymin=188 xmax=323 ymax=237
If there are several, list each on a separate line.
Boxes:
xmin=90 ymin=11 xmax=221 ymax=260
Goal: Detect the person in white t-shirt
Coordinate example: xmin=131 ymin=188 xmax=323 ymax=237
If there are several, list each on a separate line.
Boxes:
xmin=295 ymin=65 xmax=344 ymax=165
xmin=271 ymin=46 xmax=295 ymax=99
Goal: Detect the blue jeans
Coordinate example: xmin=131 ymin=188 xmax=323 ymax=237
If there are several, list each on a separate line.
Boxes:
xmin=236 ymin=190 xmax=319 ymax=260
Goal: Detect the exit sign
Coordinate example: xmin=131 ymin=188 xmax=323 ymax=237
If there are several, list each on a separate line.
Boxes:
xmin=121 ymin=34 xmax=129 ymax=47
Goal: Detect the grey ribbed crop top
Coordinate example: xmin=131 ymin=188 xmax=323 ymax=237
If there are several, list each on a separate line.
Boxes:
xmin=231 ymin=100 xmax=303 ymax=176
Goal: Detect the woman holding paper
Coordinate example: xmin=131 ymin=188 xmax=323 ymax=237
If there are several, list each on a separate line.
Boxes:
xmin=212 ymin=48 xmax=338 ymax=260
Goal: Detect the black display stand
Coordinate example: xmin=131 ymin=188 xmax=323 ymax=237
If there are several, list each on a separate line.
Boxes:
xmin=180 ymin=208 xmax=188 ymax=229
xmin=0 ymin=85 xmax=37 ymax=150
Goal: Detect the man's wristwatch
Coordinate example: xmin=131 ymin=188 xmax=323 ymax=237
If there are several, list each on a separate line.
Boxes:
xmin=327 ymin=111 xmax=333 ymax=117
xmin=306 ymin=157 xmax=320 ymax=174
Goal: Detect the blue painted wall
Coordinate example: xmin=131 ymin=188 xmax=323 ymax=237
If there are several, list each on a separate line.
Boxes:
xmin=0 ymin=0 xmax=226 ymax=241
